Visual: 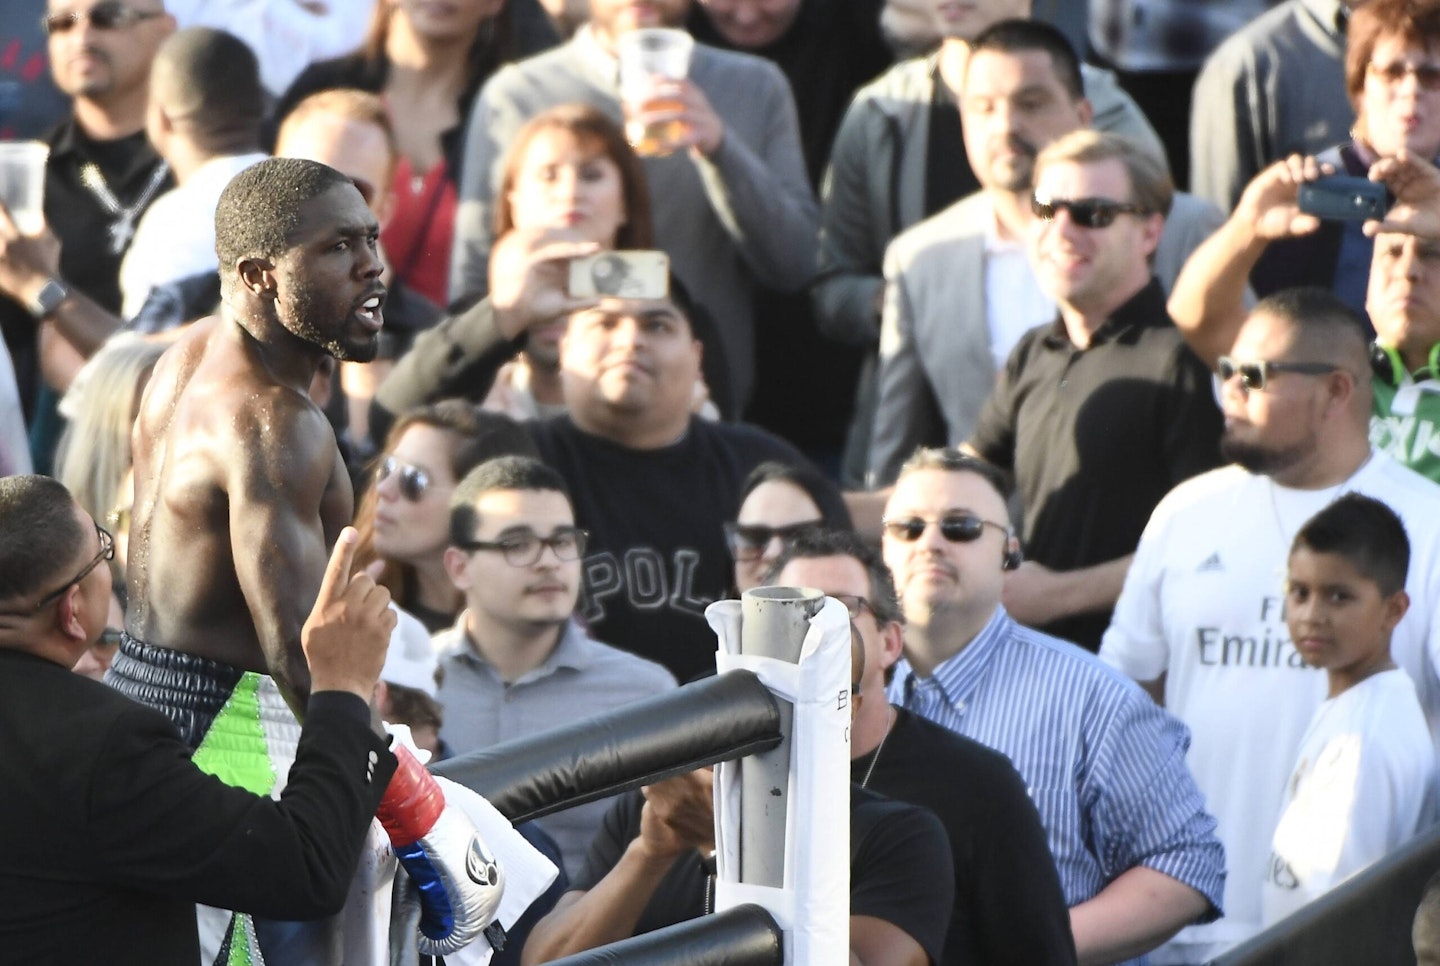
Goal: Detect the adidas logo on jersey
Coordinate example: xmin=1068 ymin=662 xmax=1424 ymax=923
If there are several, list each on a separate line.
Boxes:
xmin=1196 ymin=553 xmax=1224 ymax=573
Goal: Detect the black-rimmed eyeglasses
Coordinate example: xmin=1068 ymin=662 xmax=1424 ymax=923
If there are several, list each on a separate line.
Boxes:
xmin=831 ymin=593 xmax=874 ymax=621
xmin=456 ymin=527 xmax=589 ymax=567
xmin=33 ymin=523 xmax=113 ymax=612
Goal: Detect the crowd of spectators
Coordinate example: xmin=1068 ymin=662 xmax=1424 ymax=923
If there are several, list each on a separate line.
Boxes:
xmin=8 ymin=0 xmax=1440 ymax=962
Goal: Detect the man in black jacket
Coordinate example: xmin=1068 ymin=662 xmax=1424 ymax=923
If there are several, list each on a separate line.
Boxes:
xmin=0 ymin=474 xmax=398 ymax=964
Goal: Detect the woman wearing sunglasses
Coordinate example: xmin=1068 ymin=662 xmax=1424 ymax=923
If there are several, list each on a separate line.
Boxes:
xmin=352 ymin=400 xmax=537 ymax=632
xmin=726 ymin=460 xmax=852 ymax=594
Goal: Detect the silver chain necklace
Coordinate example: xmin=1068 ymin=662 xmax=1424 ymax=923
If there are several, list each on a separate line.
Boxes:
xmin=860 ymin=706 xmax=896 ymax=789
xmin=78 ymin=160 xmax=170 ymax=255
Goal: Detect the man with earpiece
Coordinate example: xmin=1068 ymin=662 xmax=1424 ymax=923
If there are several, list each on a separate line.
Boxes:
xmin=880 ymin=447 xmax=1226 ymax=966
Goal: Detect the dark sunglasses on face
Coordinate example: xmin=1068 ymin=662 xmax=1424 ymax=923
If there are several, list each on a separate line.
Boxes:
xmin=1369 ymin=60 xmax=1440 ymax=91
xmin=1217 ymin=356 xmax=1341 ymax=393
xmin=723 ymin=520 xmax=822 ymax=561
xmin=1031 ymin=195 xmax=1149 ymax=229
xmin=882 ymin=513 xmax=1009 ymax=544
xmin=376 ymin=455 xmax=433 ymax=502
xmin=456 ymin=527 xmax=589 ymax=567
xmin=42 ymin=1 xmax=164 ymax=35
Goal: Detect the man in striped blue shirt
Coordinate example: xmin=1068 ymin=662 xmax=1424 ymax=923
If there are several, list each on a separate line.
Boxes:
xmin=882 ymin=447 xmax=1225 ymax=965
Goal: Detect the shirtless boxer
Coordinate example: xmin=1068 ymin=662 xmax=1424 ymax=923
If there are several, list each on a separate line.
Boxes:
xmin=109 ymin=157 xmax=498 ymax=964
xmin=117 ymin=157 xmax=380 ymax=721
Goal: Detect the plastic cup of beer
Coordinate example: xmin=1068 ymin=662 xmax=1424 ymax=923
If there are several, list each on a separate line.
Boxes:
xmin=0 ymin=141 xmax=47 ymax=234
xmin=617 ymin=29 xmax=695 ymax=157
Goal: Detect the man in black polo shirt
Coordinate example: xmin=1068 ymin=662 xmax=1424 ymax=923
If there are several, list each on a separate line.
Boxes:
xmin=968 ymin=129 xmax=1221 ymax=651
xmin=372 ymin=258 xmax=838 ymax=684
xmin=0 ymin=0 xmax=175 ymax=466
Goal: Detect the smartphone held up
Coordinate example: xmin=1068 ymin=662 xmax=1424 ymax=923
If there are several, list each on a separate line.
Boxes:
xmin=568 ymin=250 xmax=671 ymax=300
xmin=1297 ymin=176 xmax=1393 ymax=222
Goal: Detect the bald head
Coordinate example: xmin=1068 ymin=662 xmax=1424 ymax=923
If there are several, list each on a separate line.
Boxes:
xmin=150 ymin=27 xmax=263 ymax=152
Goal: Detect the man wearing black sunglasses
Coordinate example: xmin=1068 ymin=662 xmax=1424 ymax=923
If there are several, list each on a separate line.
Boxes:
xmin=870 ymin=19 xmax=1226 ymax=487
xmin=0 ymin=0 xmax=173 ymax=468
xmin=1101 ymin=287 xmax=1440 ymax=961
xmin=881 ymin=448 xmax=1225 ymax=966
xmin=0 ymin=474 xmax=402 ymax=965
xmin=1170 ymin=149 xmax=1440 ymax=486
xmin=961 ymin=128 xmax=1223 ymax=653
xmin=812 ymin=0 xmax=1165 ymax=487
xmin=0 ymin=27 xmax=273 ymax=343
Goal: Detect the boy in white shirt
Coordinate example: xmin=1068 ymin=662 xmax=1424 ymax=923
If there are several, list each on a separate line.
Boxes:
xmin=1264 ymin=494 xmax=1439 ymax=926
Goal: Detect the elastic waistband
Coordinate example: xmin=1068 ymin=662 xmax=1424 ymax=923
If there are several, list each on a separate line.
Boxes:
xmin=106 ymin=634 xmax=247 ymax=748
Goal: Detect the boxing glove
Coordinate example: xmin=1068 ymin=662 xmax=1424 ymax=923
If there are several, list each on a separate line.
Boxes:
xmin=377 ymin=744 xmax=505 ymax=955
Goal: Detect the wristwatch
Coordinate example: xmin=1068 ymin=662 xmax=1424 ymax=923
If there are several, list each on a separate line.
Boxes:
xmin=27 ymin=277 xmax=70 ymax=320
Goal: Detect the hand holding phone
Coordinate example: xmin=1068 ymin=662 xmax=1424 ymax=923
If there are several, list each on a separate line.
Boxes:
xmin=1297 ymin=175 xmax=1392 ymax=222
xmin=568 ymin=250 xmax=670 ymax=300
xmin=1365 ymin=151 xmax=1440 ymax=240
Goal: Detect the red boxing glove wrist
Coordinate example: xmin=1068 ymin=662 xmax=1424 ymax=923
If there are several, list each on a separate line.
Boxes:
xmin=376 ymin=744 xmax=445 ymax=845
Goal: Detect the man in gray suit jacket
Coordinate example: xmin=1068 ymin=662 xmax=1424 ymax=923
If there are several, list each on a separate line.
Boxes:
xmin=868 ymin=20 xmax=1226 ymax=486
xmin=814 ymin=0 xmax=1163 ymax=486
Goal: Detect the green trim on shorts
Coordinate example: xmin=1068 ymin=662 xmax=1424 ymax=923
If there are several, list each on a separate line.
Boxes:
xmin=192 ymin=672 xmax=278 ymax=796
